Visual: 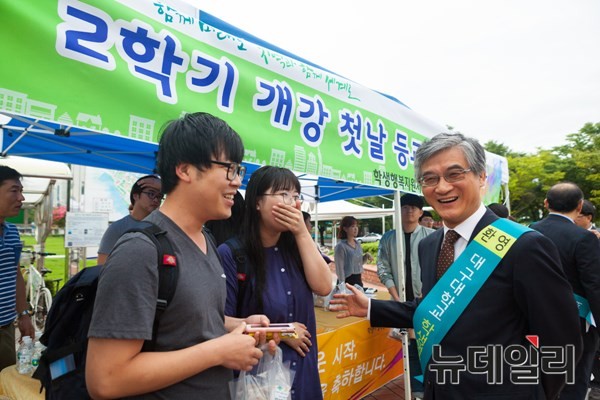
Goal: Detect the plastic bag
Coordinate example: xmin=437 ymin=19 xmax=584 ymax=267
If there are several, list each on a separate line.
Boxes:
xmin=313 ymin=275 xmax=337 ymax=309
xmin=229 ymin=346 xmax=295 ymax=400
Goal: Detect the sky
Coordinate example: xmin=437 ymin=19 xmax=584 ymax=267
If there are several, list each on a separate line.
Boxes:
xmin=194 ymin=0 xmax=600 ymax=154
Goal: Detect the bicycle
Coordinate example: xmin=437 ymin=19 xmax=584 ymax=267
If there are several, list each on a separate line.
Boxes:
xmin=20 ymin=249 xmax=56 ymax=332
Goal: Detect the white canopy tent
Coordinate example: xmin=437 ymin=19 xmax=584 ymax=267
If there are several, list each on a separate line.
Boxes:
xmin=303 ymin=200 xmax=394 ymax=221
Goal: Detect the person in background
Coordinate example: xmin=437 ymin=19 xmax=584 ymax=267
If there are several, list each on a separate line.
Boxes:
xmin=334 ymin=216 xmax=364 ymax=288
xmin=575 ymin=199 xmax=600 ymax=239
xmin=302 ymin=211 xmax=335 ymax=272
xmin=487 ymin=202 xmax=509 ymax=218
xmin=0 ymin=166 xmax=34 ymax=370
xmin=530 ymin=183 xmax=600 ymax=399
xmin=583 ymin=198 xmax=600 ymax=398
xmin=418 ymin=210 xmax=434 ymax=228
xmin=205 ymin=190 xmax=245 ymax=246
xmin=96 ymin=174 xmax=162 ymax=265
xmin=377 ymin=193 xmax=434 ymax=398
xmin=378 ymin=194 xmax=434 ymax=302
xmin=331 ymin=132 xmax=582 ymax=399
xmin=86 ymin=112 xmax=274 ymax=399
xmin=318 ymin=223 xmax=326 ymax=247
xmin=218 ymin=165 xmax=331 ymax=400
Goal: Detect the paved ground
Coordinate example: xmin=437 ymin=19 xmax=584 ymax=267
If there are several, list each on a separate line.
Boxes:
xmin=361 ymin=375 xmax=408 ymax=399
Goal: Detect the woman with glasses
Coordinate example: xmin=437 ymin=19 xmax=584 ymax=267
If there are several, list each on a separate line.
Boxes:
xmin=334 ymin=216 xmax=364 ymax=288
xmin=218 ymin=165 xmax=332 ymax=400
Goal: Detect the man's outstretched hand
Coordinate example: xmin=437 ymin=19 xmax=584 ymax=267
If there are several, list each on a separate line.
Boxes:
xmin=329 ymin=283 xmax=369 ymax=319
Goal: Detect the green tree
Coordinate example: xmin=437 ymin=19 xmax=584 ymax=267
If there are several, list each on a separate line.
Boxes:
xmin=552 ymin=122 xmax=600 ymax=203
xmin=507 ymin=151 xmax=564 ymax=223
xmin=484 ymin=141 xmax=512 ymax=157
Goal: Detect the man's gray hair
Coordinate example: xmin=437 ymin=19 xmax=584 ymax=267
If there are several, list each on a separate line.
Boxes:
xmin=414 ymin=133 xmax=487 ymax=180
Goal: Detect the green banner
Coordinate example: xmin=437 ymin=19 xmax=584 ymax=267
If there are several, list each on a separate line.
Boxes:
xmin=0 ymin=0 xmax=446 ymax=193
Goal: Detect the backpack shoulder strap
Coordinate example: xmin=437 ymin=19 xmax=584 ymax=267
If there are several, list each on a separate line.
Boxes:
xmin=224 ymin=237 xmax=249 ymax=316
xmin=125 ymin=222 xmax=178 ymax=351
xmin=204 ymin=228 xmax=220 ymax=263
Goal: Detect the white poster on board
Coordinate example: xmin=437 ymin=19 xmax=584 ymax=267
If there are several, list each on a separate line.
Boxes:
xmin=65 ymin=212 xmax=109 ymax=248
xmin=83 ymin=167 xmax=145 ymax=222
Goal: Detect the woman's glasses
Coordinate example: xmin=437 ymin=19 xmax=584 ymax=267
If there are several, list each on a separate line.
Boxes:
xmin=262 ymin=192 xmax=303 ymax=205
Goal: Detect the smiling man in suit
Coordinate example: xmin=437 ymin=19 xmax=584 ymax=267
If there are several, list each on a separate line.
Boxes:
xmin=331 ymin=133 xmax=582 ymax=399
xmin=530 ymin=182 xmax=600 ymax=399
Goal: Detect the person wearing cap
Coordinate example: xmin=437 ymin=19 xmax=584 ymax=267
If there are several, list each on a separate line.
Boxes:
xmin=97 ymin=175 xmax=162 ymax=265
xmin=487 ymin=202 xmax=510 ymax=219
xmin=419 ymin=210 xmax=435 ymax=229
xmin=377 ymin=193 xmax=434 ymax=302
xmin=377 ymin=193 xmax=434 ymax=398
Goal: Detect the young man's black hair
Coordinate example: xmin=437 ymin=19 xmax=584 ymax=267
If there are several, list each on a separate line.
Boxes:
xmin=157 ymin=112 xmax=244 ymax=194
xmin=0 ymin=165 xmax=22 ymax=184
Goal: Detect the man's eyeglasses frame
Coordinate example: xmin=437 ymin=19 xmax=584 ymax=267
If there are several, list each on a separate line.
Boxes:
xmin=141 ymin=191 xmax=164 ymax=201
xmin=210 ymin=160 xmax=246 ymax=181
xmin=418 ymin=168 xmax=472 ymax=187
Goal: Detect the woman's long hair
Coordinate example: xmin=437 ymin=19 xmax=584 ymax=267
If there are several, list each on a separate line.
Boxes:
xmin=241 ymin=166 xmax=303 ymax=312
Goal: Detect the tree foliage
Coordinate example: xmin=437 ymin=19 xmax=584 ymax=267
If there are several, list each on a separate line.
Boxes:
xmin=551 ymin=122 xmax=600 ymax=204
xmin=489 ymin=122 xmax=599 ymax=224
xmin=483 ymin=141 xmax=511 ymax=157
xmin=507 ymin=151 xmax=564 ymax=222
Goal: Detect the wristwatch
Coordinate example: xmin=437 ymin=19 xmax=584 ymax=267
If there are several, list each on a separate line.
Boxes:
xmin=17 ymin=309 xmax=29 ymax=318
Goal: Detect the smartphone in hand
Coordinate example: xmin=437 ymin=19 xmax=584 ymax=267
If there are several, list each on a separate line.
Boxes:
xmin=245 ymin=323 xmax=297 ymax=339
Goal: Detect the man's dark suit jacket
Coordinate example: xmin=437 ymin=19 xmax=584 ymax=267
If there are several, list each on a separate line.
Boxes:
xmin=370 ymin=210 xmax=582 ymax=399
xmin=530 ymin=214 xmax=600 ymax=331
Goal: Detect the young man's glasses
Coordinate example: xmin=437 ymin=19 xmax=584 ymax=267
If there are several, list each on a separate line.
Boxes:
xmin=262 ymin=192 xmax=303 ymax=205
xmin=418 ymin=168 xmax=472 ymax=187
xmin=142 ymin=191 xmax=164 ymax=201
xmin=210 ymin=160 xmax=246 ymax=181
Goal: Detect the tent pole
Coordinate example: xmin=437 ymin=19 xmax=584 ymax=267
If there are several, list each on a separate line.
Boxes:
xmin=0 ymin=124 xmax=32 ymax=156
xmin=393 ymin=190 xmax=411 ymax=399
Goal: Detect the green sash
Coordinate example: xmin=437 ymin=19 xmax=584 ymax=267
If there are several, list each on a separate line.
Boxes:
xmin=574 ymin=293 xmax=596 ymax=327
xmin=413 ymin=218 xmax=531 ymax=379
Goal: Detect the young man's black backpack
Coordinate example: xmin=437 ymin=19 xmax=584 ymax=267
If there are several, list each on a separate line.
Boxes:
xmin=32 ymin=223 xmax=178 ymax=399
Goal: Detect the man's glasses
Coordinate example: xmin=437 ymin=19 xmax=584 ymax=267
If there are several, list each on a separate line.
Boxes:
xmin=418 ymin=168 xmax=472 ymax=187
xmin=142 ymin=191 xmax=164 ymax=201
xmin=262 ymin=192 xmax=303 ymax=205
xmin=210 ymin=160 xmax=246 ymax=181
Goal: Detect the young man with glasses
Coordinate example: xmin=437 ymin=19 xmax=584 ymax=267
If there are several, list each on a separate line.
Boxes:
xmin=332 ymin=133 xmax=582 ymax=399
xmin=87 ymin=112 xmax=272 ymax=399
xmin=96 ymin=174 xmax=162 ymax=265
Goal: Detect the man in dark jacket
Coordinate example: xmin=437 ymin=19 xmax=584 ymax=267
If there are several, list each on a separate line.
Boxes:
xmin=531 ymin=182 xmax=600 ymax=399
xmin=332 ymin=133 xmax=582 ymax=399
